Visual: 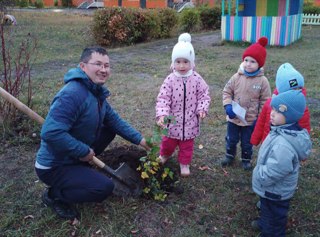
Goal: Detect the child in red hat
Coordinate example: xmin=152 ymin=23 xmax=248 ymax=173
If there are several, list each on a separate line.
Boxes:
xmin=221 ymin=37 xmax=271 ymax=170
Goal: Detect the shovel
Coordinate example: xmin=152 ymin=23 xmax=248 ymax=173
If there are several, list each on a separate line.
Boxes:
xmin=0 ymin=86 xmax=143 ymax=197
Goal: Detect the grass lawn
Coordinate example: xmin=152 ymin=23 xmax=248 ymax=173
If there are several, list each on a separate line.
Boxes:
xmin=0 ymin=11 xmax=320 ymax=237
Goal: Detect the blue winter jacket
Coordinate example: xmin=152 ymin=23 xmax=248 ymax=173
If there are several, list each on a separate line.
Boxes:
xmin=36 ymin=67 xmax=142 ymax=168
xmin=252 ymin=123 xmax=312 ymax=201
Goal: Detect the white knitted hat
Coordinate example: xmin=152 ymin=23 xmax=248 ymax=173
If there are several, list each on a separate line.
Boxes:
xmin=171 ymin=33 xmax=195 ymax=66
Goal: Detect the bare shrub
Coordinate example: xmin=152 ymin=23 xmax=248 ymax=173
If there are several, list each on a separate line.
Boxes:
xmin=0 ymin=13 xmax=38 ymax=126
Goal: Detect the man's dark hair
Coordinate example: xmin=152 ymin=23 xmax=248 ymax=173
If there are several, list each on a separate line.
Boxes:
xmin=80 ymin=46 xmax=108 ymax=63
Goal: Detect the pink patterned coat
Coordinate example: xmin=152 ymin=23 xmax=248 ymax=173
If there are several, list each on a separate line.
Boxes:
xmin=156 ymin=71 xmax=211 ymax=140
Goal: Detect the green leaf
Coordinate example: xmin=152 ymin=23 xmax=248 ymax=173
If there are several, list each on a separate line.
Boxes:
xmin=139 ymin=156 xmax=147 ymax=162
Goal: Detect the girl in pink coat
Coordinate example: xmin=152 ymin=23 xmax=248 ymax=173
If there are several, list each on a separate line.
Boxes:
xmin=155 ymin=33 xmax=211 ymax=177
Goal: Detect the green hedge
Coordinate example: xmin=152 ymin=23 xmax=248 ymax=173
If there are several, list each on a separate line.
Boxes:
xmin=303 ymin=5 xmax=320 ymax=14
xmin=34 ymin=0 xmax=44 ymax=8
xmin=92 ymin=6 xmax=222 ymax=47
xmin=92 ymin=7 xmax=178 ymax=47
xmin=179 ymin=6 xmax=221 ymax=32
xmin=198 ymin=5 xmax=221 ymax=30
xmin=17 ymin=0 xmax=29 ymax=7
xmin=179 ymin=8 xmax=201 ymax=32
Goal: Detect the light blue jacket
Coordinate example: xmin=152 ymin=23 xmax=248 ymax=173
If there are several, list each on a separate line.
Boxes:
xmin=252 ymin=123 xmax=312 ymax=200
xmin=36 ymin=67 xmax=142 ymax=168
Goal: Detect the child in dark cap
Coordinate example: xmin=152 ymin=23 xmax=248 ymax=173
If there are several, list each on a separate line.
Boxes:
xmin=251 ymin=89 xmax=312 ymax=237
xmin=251 ymin=63 xmax=311 ymax=146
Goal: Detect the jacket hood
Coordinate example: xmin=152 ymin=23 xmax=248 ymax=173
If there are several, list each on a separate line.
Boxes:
xmin=64 ymin=67 xmax=110 ymax=100
xmin=270 ymin=124 xmax=312 ymax=160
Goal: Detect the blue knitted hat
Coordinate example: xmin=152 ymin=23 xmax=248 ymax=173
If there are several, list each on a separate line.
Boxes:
xmin=276 ymin=63 xmax=304 ymax=93
xmin=271 ymin=90 xmax=306 ymax=124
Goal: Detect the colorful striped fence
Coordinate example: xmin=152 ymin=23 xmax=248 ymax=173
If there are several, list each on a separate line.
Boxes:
xmin=221 ymin=14 xmax=302 ymax=46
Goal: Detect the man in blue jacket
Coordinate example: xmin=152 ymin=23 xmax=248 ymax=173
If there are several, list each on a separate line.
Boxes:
xmin=35 ymin=46 xmax=149 ymax=220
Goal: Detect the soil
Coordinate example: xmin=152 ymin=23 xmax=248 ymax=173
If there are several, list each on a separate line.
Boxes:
xmin=98 ymin=145 xmax=183 ymax=198
xmin=98 ymin=144 xmax=147 ymax=170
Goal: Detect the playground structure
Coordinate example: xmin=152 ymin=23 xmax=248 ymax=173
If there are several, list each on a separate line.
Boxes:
xmin=221 ymin=0 xmax=304 ymax=46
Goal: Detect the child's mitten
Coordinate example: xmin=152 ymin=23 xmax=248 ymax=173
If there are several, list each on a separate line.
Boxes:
xmin=225 ymin=104 xmax=236 ymax=119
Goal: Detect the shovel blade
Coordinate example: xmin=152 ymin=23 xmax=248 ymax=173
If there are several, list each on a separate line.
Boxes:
xmin=104 ymin=162 xmax=143 ymax=197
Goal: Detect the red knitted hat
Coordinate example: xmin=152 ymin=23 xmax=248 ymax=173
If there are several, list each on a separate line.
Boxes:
xmin=242 ymin=37 xmax=268 ymax=68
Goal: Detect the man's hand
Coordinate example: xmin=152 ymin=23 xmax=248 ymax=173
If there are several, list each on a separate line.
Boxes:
xmin=140 ymin=138 xmax=150 ymax=151
xmin=80 ymin=148 xmax=95 ymax=162
xmin=225 ymin=104 xmax=236 ymax=119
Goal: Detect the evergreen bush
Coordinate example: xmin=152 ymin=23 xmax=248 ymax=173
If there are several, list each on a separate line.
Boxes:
xmin=34 ymin=0 xmax=44 ymax=8
xmin=179 ymin=8 xmax=201 ymax=32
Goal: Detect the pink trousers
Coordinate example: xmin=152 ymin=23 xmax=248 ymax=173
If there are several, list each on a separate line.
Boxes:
xmin=160 ymin=136 xmax=194 ymax=165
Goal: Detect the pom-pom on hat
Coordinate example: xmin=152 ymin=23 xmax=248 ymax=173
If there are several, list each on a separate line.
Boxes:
xmin=271 ymin=90 xmax=306 ymax=124
xmin=172 ymin=33 xmax=195 ymax=67
xmin=276 ymin=63 xmax=304 ymax=93
xmin=242 ymin=37 xmax=268 ymax=68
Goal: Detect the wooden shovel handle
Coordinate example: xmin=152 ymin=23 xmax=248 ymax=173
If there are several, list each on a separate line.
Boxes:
xmin=0 ymin=87 xmax=45 ymax=124
xmin=92 ymin=156 xmax=105 ymax=169
xmin=0 ymin=86 xmax=104 ymax=167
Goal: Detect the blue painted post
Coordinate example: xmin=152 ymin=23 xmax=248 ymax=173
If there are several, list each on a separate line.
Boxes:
xmin=236 ymin=0 xmax=239 ymax=16
xmin=222 ymin=0 xmax=225 ymax=16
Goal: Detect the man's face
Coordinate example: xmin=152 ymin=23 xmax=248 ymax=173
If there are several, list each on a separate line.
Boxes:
xmin=80 ymin=52 xmax=110 ymax=85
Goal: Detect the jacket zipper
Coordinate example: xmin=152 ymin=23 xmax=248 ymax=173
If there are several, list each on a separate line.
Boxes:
xmin=96 ymin=99 xmax=102 ymax=138
xmin=182 ymin=78 xmax=187 ymax=141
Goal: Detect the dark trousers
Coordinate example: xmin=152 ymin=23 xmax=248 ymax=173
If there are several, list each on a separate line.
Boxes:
xmin=258 ymin=197 xmax=290 ymax=237
xmin=225 ymin=121 xmax=254 ymax=161
xmin=36 ymin=126 xmax=116 ymax=204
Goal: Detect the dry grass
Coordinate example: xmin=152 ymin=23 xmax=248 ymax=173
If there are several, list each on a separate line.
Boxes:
xmin=0 ymin=11 xmax=319 ymax=237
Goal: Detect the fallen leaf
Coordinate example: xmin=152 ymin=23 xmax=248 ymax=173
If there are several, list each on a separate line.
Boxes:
xmin=164 ymin=217 xmax=173 ymax=224
xmin=198 ymin=165 xmax=212 ymax=171
xmin=24 ymin=215 xmax=34 ymax=220
xmin=71 ymin=218 xmax=80 ymax=226
xmin=222 ymin=168 xmax=229 ymax=176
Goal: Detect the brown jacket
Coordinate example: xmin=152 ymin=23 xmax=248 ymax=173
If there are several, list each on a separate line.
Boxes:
xmin=222 ymin=65 xmax=271 ymax=126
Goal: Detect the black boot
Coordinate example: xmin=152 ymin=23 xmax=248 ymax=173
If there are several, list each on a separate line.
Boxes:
xmin=242 ymin=161 xmax=252 ymax=170
xmin=241 ymin=151 xmax=252 ymax=170
xmin=221 ymin=153 xmax=234 ymax=167
xmin=42 ymin=189 xmax=79 ymax=220
xmin=221 ymin=146 xmax=236 ymax=167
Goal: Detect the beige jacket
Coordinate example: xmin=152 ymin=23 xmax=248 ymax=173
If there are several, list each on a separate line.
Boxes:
xmin=222 ymin=64 xmax=271 ymax=126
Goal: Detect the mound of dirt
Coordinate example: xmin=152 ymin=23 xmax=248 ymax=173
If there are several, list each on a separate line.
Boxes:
xmin=98 ymin=144 xmax=147 ymax=170
xmin=98 ymin=145 xmax=182 ymax=197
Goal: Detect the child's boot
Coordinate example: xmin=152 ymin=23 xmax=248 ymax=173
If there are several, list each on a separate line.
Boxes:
xmin=241 ymin=151 xmax=252 ymax=171
xmin=221 ymin=147 xmax=236 ymax=167
xmin=158 ymin=155 xmax=170 ymax=165
xmin=180 ymin=164 xmax=190 ymax=177
xmin=221 ymin=153 xmax=234 ymax=167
